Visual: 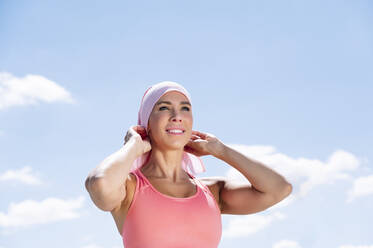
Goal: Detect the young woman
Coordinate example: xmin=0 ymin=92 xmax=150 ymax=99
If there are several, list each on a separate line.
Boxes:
xmin=85 ymin=81 xmax=292 ymax=248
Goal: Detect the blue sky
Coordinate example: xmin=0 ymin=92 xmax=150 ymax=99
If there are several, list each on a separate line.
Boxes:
xmin=1 ymin=0 xmax=373 ymax=247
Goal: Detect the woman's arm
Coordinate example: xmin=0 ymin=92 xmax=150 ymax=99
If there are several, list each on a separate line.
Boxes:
xmin=187 ymin=130 xmax=291 ymax=197
xmin=213 ymin=143 xmax=292 ymax=214
xmin=85 ymin=139 xmax=139 ymax=211
xmin=186 ymin=130 xmax=292 ymax=214
xmin=215 ymin=144 xmax=292 ymax=196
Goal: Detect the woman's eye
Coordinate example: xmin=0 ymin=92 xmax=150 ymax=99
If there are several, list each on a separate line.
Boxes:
xmin=159 ymin=106 xmax=190 ymax=111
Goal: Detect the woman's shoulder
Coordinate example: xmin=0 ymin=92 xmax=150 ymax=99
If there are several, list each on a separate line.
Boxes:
xmin=127 ymin=171 xmax=138 ymax=194
xmin=110 ymin=172 xmax=138 ymax=236
xmin=112 ymin=172 xmax=137 ymax=214
xmin=197 ymin=176 xmax=225 ymax=208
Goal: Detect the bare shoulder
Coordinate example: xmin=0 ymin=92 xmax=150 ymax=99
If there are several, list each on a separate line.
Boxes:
xmin=110 ymin=173 xmax=137 ymax=224
xmin=121 ymin=172 xmax=137 ymax=210
xmin=110 ymin=172 xmax=138 ymax=235
xmin=197 ymin=176 xmax=227 ymax=211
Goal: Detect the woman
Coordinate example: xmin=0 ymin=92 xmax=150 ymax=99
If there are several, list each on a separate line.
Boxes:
xmin=85 ymin=81 xmax=292 ymax=248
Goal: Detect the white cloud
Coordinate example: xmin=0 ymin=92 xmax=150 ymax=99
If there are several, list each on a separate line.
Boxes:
xmin=224 ymin=144 xmax=360 ymax=198
xmin=81 ymin=244 xmax=103 ymax=248
xmin=219 ymin=145 xmax=364 ymax=237
xmin=339 ymin=245 xmax=373 ymax=248
xmin=346 ymin=174 xmax=373 ymax=203
xmin=80 ymin=244 xmax=121 ymax=248
xmin=273 ymin=239 xmax=302 ymax=248
xmin=0 ymin=196 xmax=85 ymax=228
xmin=0 ymin=166 xmax=43 ymax=185
xmin=267 ymin=194 xmax=296 ymax=210
xmin=222 ymin=211 xmax=285 ymax=238
xmin=0 ymin=72 xmax=75 ymax=110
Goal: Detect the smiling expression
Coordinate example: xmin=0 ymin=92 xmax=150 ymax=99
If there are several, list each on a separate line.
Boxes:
xmin=147 ymin=91 xmax=193 ymax=150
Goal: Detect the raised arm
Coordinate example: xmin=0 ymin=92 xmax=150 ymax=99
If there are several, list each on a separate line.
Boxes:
xmin=85 ymin=139 xmax=139 ymax=211
xmin=214 ymin=144 xmax=292 ymax=214
xmin=85 ymin=125 xmax=151 ymax=212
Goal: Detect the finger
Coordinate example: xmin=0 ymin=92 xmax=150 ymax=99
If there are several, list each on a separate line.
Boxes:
xmin=133 ymin=125 xmax=146 ymax=132
xmin=190 ymin=137 xmax=201 ymax=142
xmin=187 ymin=140 xmax=198 ymax=147
xmin=192 ymin=130 xmax=207 ymax=138
xmin=136 ymin=129 xmax=147 ymax=136
xmin=129 ymin=129 xmax=140 ymax=137
xmin=191 ymin=134 xmax=205 ymax=140
xmin=132 ymin=126 xmax=147 ymax=137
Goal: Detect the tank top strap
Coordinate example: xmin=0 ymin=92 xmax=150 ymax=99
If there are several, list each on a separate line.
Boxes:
xmin=136 ymin=168 xmax=209 ymax=194
xmin=131 ymin=168 xmax=149 ymax=188
xmin=185 ymin=171 xmax=210 ymax=194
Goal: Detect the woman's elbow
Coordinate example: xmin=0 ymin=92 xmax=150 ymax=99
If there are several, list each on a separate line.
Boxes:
xmin=281 ymin=183 xmax=293 ymax=198
xmin=274 ymin=183 xmax=293 ymax=202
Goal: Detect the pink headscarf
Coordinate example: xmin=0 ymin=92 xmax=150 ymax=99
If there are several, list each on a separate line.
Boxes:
xmin=129 ymin=81 xmax=206 ymax=176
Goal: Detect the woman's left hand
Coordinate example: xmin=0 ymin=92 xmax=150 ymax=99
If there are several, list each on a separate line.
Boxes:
xmin=184 ymin=130 xmax=224 ymax=157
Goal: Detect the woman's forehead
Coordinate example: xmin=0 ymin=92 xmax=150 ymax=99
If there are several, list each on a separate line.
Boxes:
xmin=157 ymin=91 xmax=189 ymax=102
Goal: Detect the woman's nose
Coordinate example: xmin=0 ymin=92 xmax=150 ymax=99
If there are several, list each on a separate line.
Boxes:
xmin=172 ymin=117 xmax=182 ymax=122
xmin=170 ymin=110 xmax=182 ymax=122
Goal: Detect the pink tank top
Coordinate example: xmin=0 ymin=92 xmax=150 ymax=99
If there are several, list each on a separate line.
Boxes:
xmin=122 ymin=168 xmax=222 ymax=248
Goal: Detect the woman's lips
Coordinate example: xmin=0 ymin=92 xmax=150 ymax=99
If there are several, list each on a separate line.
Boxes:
xmin=167 ymin=132 xmax=184 ymax=135
xmin=166 ymin=130 xmax=185 ymax=135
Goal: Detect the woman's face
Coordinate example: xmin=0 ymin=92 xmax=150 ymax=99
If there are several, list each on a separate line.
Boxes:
xmin=147 ymin=91 xmax=193 ymax=151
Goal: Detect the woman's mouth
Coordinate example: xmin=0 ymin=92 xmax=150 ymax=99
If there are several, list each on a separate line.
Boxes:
xmin=166 ymin=129 xmax=185 ymax=135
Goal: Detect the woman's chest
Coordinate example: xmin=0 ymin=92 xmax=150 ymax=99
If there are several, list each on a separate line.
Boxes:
xmin=112 ymin=176 xmax=221 ymax=236
xmin=148 ymin=178 xmax=199 ymax=198
xmin=122 ymin=181 xmax=222 ymax=246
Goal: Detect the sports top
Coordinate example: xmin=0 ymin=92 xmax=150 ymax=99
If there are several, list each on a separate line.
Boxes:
xmin=122 ymin=168 xmax=222 ymax=248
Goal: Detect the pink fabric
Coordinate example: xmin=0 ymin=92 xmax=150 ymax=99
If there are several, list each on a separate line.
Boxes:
xmin=130 ymin=81 xmax=206 ymax=176
xmin=122 ymin=167 xmax=222 ymax=248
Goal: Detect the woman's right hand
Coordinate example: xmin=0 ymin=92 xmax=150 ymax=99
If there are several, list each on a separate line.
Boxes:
xmin=124 ymin=125 xmax=152 ymax=157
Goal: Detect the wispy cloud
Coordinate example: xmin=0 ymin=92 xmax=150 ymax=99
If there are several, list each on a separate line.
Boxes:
xmin=0 ymin=72 xmax=75 ymax=110
xmin=267 ymin=194 xmax=296 ymax=210
xmin=220 ymin=145 xmax=364 ymax=238
xmin=346 ymin=174 xmax=373 ymax=203
xmin=339 ymin=245 xmax=373 ymax=248
xmin=0 ymin=166 xmax=43 ymax=185
xmin=81 ymin=244 xmax=103 ymax=248
xmin=225 ymin=145 xmax=360 ymax=198
xmin=222 ymin=211 xmax=286 ymax=238
xmin=0 ymin=196 xmax=85 ymax=228
xmin=80 ymin=235 xmax=123 ymax=248
xmin=273 ymin=239 xmax=302 ymax=248
xmin=80 ymin=243 xmax=121 ymax=248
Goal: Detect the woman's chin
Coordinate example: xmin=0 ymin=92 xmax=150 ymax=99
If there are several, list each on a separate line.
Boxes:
xmin=162 ymin=141 xmax=188 ymax=151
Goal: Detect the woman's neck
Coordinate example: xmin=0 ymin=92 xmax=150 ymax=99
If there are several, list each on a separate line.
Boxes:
xmin=141 ymin=148 xmax=189 ymax=182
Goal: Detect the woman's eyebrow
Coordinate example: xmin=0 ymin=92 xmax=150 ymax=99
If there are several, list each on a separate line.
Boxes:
xmin=156 ymin=101 xmax=191 ymax=106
